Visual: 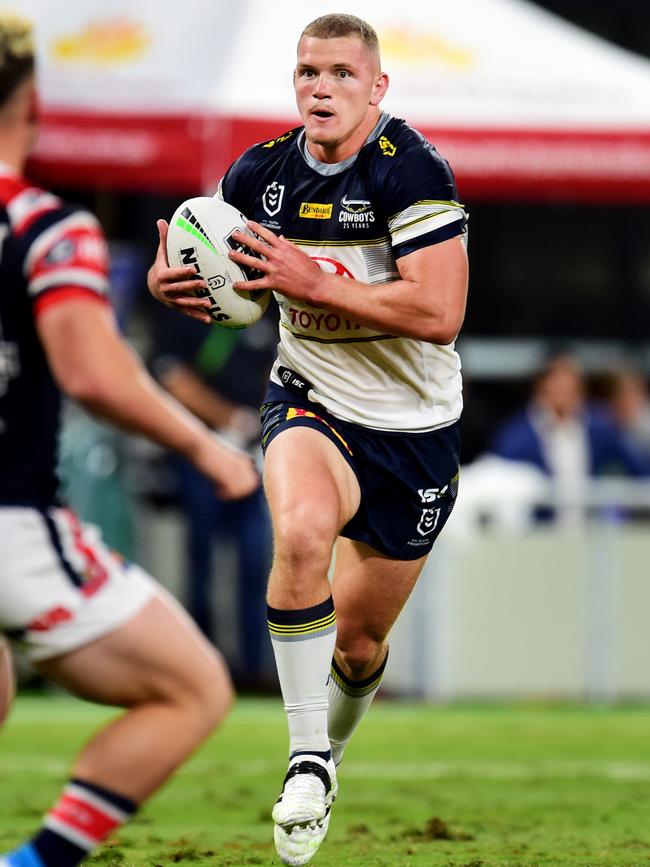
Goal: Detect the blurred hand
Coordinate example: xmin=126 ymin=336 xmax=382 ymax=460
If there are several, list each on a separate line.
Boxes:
xmin=224 ymin=405 xmax=262 ymax=449
xmin=147 ymin=220 xmax=213 ymax=324
xmin=188 ymin=430 xmax=260 ymax=500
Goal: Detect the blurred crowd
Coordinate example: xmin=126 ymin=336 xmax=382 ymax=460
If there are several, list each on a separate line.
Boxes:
xmin=452 ymin=351 xmax=650 ymax=534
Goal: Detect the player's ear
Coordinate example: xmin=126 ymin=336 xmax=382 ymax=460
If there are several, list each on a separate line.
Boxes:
xmin=370 ymin=72 xmax=389 ymax=106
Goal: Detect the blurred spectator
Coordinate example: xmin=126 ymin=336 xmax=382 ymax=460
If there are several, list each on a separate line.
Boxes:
xmin=486 ymin=352 xmax=650 ymax=524
xmin=152 ymin=305 xmax=277 ymax=688
xmin=599 ymin=366 xmax=650 ymax=461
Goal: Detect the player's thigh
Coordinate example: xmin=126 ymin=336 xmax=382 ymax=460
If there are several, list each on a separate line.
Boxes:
xmin=36 ymin=587 xmax=231 ymax=712
xmin=0 ymin=641 xmax=15 ymax=725
xmin=331 ymin=537 xmax=427 ymax=644
xmin=264 ymin=426 xmax=361 ymax=537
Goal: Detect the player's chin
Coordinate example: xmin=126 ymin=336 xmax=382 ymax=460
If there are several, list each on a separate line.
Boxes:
xmin=305 ymin=120 xmax=338 ymax=144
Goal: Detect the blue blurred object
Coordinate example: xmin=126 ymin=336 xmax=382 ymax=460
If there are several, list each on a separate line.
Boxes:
xmin=108 ymin=241 xmax=146 ymax=331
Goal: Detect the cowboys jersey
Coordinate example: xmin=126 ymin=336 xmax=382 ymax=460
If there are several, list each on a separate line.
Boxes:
xmin=0 ymin=167 xmax=110 ymax=505
xmin=218 ymin=112 xmax=467 ymax=432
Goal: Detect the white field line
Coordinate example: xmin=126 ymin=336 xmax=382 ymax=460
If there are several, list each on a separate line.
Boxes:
xmin=179 ymin=758 xmax=650 ymax=781
xmin=4 ymin=755 xmax=650 ymax=781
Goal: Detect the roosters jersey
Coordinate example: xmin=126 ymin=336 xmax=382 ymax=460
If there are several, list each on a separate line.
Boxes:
xmin=219 ymin=113 xmax=467 ymax=432
xmin=0 ymin=167 xmax=110 ymax=505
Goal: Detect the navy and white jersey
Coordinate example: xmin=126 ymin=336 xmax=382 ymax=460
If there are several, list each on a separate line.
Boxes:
xmin=219 ymin=113 xmax=468 ymax=433
xmin=0 ymin=166 xmax=110 ymax=506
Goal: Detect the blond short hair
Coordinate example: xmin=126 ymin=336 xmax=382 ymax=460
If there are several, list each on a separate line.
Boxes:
xmin=0 ymin=13 xmax=34 ymax=107
xmin=301 ymin=13 xmax=380 ymax=57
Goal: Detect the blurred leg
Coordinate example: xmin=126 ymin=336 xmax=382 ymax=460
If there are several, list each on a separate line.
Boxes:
xmin=172 ymin=456 xmax=219 ymax=639
xmin=36 ymin=587 xmax=232 ymax=799
xmin=0 ymin=642 xmax=15 ymax=726
xmin=233 ymin=489 xmax=273 ymax=682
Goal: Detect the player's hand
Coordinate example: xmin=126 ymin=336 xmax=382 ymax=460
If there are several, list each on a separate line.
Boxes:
xmin=188 ymin=431 xmax=260 ymax=500
xmin=147 ymin=220 xmax=213 ymax=324
xmin=229 ymin=221 xmax=324 ymax=302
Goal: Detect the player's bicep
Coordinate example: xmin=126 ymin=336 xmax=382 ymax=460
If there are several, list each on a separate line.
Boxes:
xmin=36 ymin=298 xmax=122 ymax=399
xmin=396 ymin=237 xmax=468 ymax=341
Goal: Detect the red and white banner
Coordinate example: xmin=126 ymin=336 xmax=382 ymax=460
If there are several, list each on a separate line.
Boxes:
xmin=4 ymin=0 xmax=650 ymax=200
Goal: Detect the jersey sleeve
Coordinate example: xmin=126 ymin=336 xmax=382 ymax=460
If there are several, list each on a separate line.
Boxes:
xmin=217 ymin=148 xmax=258 ymax=217
xmin=217 ymin=127 xmax=301 ymax=217
xmin=20 ymin=204 xmax=111 ymax=317
xmin=374 ymin=126 xmax=468 ymax=260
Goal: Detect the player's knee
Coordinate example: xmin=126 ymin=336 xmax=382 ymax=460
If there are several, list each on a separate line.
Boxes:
xmin=155 ymin=645 xmax=234 ymax=735
xmin=183 ymin=649 xmax=234 ymax=732
xmin=335 ymin=634 xmax=383 ymax=678
xmin=273 ymin=511 xmax=335 ymax=575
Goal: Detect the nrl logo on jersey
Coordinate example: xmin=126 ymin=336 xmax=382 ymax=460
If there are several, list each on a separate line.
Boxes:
xmin=339 ymin=195 xmax=374 ymax=227
xmin=262 ymin=182 xmax=285 ymax=217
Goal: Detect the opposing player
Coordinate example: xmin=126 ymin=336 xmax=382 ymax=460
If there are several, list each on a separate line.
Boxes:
xmin=0 ymin=14 xmax=259 ymax=867
xmin=149 ymin=13 xmax=468 ymax=865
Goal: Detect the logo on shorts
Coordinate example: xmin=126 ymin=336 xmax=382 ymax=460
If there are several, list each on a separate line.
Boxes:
xmin=417 ymin=507 xmax=441 ymax=536
xmin=28 ymin=606 xmax=73 ymax=632
xmin=262 ymin=181 xmax=285 ymax=217
xmin=416 ymin=485 xmax=448 ymax=536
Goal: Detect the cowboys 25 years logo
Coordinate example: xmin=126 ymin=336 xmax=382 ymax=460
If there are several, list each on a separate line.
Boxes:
xmin=339 ymin=195 xmax=375 ymax=228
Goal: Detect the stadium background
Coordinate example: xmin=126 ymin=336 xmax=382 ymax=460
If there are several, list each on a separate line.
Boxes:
xmin=6 ymin=0 xmax=650 ymax=699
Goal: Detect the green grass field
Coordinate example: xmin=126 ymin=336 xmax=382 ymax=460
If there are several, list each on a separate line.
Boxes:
xmin=2 ymin=694 xmax=650 ymax=866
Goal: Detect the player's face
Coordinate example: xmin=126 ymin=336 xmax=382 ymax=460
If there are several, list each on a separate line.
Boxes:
xmin=294 ymin=35 xmax=388 ymax=163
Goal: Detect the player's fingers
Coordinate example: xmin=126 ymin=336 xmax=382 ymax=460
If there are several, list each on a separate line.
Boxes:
xmin=216 ymin=471 xmax=261 ymax=501
xmin=170 ymin=302 xmax=212 ymax=324
xmin=159 ymin=279 xmax=208 ymax=297
xmin=231 ymin=229 xmax=268 ymax=255
xmin=228 ymin=248 xmax=269 ymax=271
xmin=156 ymin=220 xmax=170 ymax=265
xmin=162 ymin=292 xmax=211 ymax=310
xmin=247 ymin=220 xmax=277 ymax=244
xmin=233 ymin=279 xmax=271 ymax=293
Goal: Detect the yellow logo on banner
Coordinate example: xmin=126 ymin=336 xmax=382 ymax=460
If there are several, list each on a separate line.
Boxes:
xmin=52 ymin=17 xmax=150 ymax=64
xmin=299 ymin=203 xmax=333 ymax=219
xmin=381 ymin=27 xmax=474 ymax=68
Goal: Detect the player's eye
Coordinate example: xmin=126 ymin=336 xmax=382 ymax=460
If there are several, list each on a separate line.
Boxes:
xmin=336 ymin=70 xmax=351 ymax=79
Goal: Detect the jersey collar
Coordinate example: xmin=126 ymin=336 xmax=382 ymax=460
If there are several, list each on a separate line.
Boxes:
xmin=298 ymin=111 xmax=393 ymax=176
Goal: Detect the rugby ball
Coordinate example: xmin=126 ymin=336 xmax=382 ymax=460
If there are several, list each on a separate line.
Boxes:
xmin=166 ymin=196 xmax=270 ymax=329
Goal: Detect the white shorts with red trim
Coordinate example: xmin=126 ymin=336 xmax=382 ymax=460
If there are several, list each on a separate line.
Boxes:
xmin=0 ymin=506 xmax=154 ymax=662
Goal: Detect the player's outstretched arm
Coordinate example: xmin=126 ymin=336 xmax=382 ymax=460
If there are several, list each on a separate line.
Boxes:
xmin=36 ymin=298 xmax=259 ymax=500
xmin=147 ymin=220 xmax=213 ymax=324
xmin=229 ymin=221 xmax=468 ymax=344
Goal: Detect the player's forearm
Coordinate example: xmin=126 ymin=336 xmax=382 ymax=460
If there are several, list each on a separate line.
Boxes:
xmin=73 ymin=342 xmax=214 ymax=462
xmin=308 ymin=273 xmax=466 ymax=344
xmin=158 ymin=363 xmax=239 ymax=430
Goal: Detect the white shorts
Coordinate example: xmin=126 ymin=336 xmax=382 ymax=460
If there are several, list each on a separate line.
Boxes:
xmin=0 ymin=506 xmax=154 ymax=662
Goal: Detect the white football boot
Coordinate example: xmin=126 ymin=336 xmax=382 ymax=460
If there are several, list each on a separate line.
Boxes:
xmin=272 ymin=754 xmax=337 ymax=866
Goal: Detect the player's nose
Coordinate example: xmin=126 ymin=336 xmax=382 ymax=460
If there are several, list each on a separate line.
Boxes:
xmin=312 ymin=74 xmax=332 ymax=98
